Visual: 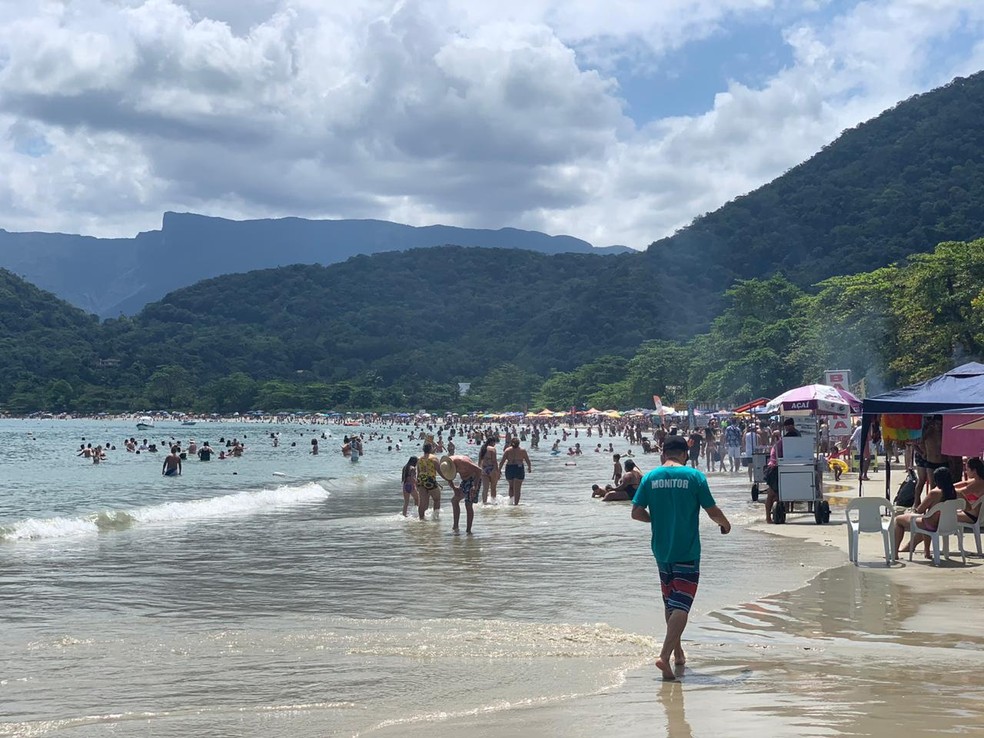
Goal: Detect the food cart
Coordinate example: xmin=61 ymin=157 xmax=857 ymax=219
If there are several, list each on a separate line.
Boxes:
xmin=763 ymin=384 xmax=854 ymax=525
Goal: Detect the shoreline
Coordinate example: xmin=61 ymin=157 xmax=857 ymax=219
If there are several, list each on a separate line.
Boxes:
xmin=366 ymin=468 xmax=984 ymax=737
xmin=363 ymin=495 xmax=852 ymax=737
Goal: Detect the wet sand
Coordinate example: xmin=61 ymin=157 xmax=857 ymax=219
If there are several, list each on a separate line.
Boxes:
xmin=376 ymin=469 xmax=984 ymax=738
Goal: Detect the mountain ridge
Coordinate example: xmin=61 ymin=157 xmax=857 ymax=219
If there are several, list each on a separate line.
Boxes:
xmin=0 ymin=213 xmax=629 ymax=317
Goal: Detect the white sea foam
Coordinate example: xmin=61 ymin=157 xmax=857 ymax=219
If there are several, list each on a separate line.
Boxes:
xmin=0 ymin=483 xmax=331 ymax=542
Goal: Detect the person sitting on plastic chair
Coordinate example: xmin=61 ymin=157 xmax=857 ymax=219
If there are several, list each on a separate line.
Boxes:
xmin=957 ymin=458 xmax=984 ymax=527
xmin=893 ymin=467 xmax=957 ymax=560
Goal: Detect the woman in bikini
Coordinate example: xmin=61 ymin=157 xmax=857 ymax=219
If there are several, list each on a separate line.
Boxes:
xmin=478 ymin=439 xmax=499 ymax=504
xmin=957 ymin=457 xmax=984 ymax=525
xmin=894 ymin=466 xmax=958 ymax=559
xmin=416 ymin=444 xmax=442 ymax=520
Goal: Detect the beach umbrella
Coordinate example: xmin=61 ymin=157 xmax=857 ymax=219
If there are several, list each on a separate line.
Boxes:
xmin=766 ymin=384 xmax=850 ymax=416
xmin=835 ymin=387 xmax=863 ymax=413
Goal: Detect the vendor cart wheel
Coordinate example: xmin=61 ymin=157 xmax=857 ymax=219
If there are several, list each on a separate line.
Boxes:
xmin=820 ymin=500 xmax=831 ymax=524
xmin=751 ymin=483 xmax=759 ymax=502
xmin=774 ymin=502 xmax=786 ymax=525
xmin=814 ymin=503 xmax=823 ymax=525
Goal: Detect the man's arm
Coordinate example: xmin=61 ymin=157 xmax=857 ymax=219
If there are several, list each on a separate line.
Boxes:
xmin=523 ymin=450 xmax=532 ymax=471
xmin=704 ymin=505 xmax=731 ymax=534
xmin=631 ymin=505 xmax=650 ymax=523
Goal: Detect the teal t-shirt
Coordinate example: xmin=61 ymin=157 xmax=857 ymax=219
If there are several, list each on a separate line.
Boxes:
xmin=632 ymin=464 xmax=716 ymax=564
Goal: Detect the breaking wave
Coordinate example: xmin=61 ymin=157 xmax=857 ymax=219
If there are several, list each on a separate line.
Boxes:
xmin=0 ymin=482 xmax=331 ymax=542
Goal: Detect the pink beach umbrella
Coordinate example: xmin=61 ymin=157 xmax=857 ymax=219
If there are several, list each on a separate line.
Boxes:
xmin=835 ymin=387 xmax=863 ymax=413
xmin=766 ymin=384 xmax=851 ymax=416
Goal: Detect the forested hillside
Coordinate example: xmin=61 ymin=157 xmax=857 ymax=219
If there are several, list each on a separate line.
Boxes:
xmin=0 ymin=213 xmax=626 ymax=317
xmin=649 ymin=72 xmax=984 ymax=294
xmin=101 ymin=246 xmax=657 ymax=384
xmin=3 ymin=238 xmax=982 ymax=414
xmin=0 ymin=269 xmax=102 ymax=410
xmin=4 ymin=72 xmax=984 ymax=413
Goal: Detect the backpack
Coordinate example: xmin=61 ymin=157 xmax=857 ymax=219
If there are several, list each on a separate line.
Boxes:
xmin=894 ymin=469 xmax=917 ymax=508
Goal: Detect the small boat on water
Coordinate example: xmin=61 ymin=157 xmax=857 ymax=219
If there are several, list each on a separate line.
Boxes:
xmin=181 ymin=420 xmax=197 ymax=426
xmin=136 ymin=416 xmax=155 ymax=430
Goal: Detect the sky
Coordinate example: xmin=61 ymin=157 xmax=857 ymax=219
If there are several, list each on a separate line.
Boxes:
xmin=0 ymin=1 xmax=982 ymax=248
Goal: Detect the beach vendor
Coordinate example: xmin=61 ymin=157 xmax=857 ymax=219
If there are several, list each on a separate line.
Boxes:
xmin=631 ymin=435 xmax=731 ymax=681
xmin=765 ymin=419 xmax=799 ymax=524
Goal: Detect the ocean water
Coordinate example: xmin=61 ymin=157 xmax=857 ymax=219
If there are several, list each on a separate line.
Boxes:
xmin=2 ymin=419 xmax=981 ymax=737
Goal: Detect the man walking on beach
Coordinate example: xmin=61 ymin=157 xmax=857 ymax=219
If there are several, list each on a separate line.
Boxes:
xmin=632 ymin=435 xmax=731 ymax=680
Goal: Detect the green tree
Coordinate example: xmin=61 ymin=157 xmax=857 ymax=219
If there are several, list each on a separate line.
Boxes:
xmin=468 ymin=364 xmax=541 ymax=411
xmin=46 ymin=379 xmax=75 ymax=411
xmin=204 ymin=372 xmax=257 ymax=414
xmin=144 ymin=365 xmax=193 ymax=408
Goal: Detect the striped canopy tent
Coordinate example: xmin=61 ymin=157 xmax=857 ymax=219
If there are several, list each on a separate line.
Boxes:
xmin=533 ymin=409 xmax=556 ymax=417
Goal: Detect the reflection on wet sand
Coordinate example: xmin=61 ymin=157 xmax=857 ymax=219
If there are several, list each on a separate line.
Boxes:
xmin=660 ymin=683 xmax=693 ymax=738
xmin=693 ymin=564 xmax=984 ymax=737
xmin=384 ymin=563 xmax=984 ymax=738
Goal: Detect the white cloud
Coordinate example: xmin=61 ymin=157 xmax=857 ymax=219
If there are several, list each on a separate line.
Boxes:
xmin=0 ymin=0 xmax=980 ymax=246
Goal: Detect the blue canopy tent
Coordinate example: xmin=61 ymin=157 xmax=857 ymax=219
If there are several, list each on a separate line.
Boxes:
xmin=860 ymin=362 xmax=984 ymax=498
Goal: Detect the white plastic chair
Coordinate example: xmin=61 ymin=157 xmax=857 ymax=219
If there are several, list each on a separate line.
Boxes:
xmin=958 ymin=496 xmax=984 ymax=555
xmin=845 ymin=498 xmax=895 ymax=566
xmin=909 ymin=498 xmax=966 ymax=567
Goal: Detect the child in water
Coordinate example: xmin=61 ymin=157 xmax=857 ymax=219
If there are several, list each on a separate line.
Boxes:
xmin=401 ymin=456 xmax=419 ymax=516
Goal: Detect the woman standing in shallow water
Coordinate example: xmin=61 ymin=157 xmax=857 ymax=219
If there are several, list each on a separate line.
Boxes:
xmin=478 ymin=439 xmax=499 ymax=504
xmin=499 ymin=438 xmax=532 ymax=505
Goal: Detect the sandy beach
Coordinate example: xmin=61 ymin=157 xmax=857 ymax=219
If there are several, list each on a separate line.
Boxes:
xmin=371 ymin=468 xmax=984 ymax=738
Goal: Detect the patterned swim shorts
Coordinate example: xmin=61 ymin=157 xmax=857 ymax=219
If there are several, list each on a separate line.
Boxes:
xmin=459 ymin=477 xmax=479 ymax=505
xmin=657 ymin=561 xmax=700 ymax=613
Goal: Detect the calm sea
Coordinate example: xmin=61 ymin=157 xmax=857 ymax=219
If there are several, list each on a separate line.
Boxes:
xmin=3 ymin=419 xmax=981 ymax=737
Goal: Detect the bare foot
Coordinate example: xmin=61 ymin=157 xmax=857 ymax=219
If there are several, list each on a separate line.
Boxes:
xmin=655 ymin=657 xmax=677 ymax=681
xmin=674 ymin=649 xmax=686 ymax=666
